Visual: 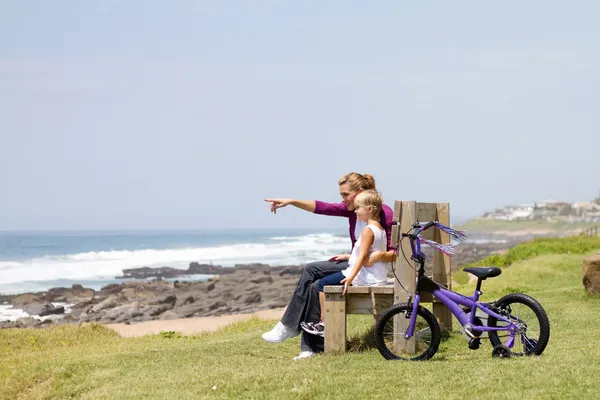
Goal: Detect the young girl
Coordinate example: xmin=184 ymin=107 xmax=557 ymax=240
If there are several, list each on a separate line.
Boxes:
xmin=300 ymin=189 xmax=389 ymax=340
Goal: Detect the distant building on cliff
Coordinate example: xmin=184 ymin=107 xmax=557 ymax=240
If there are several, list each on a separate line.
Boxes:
xmin=480 ymin=199 xmax=600 ymax=222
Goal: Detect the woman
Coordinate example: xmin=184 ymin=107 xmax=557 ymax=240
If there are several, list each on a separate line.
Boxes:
xmin=262 ymin=172 xmax=397 ymax=360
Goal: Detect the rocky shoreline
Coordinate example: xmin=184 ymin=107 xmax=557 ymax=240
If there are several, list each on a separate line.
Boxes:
xmin=0 ymin=240 xmax=519 ymax=329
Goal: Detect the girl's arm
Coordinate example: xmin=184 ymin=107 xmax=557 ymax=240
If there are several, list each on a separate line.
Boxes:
xmin=341 ymin=228 xmax=374 ymax=294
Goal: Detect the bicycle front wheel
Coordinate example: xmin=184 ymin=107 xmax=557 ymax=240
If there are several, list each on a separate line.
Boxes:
xmin=488 ymin=293 xmax=550 ymax=356
xmin=374 ymin=303 xmax=441 ymax=361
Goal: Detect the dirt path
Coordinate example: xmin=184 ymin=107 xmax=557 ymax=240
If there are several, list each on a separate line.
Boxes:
xmin=106 ymin=308 xmax=285 ymax=337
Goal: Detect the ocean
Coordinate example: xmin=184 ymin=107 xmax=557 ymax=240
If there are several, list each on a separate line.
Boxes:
xmin=0 ymin=229 xmax=351 ymax=295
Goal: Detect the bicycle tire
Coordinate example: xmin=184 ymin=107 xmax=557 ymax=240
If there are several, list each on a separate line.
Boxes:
xmin=374 ymin=303 xmax=441 ymax=361
xmin=488 ymin=293 xmax=550 ymax=356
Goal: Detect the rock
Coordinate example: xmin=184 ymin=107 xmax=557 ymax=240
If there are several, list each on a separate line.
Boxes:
xmin=208 ymin=290 xmax=224 ymax=299
xmin=583 ymin=255 xmax=600 ymax=295
xmin=159 ymin=310 xmax=180 ymax=320
xmin=23 ymin=303 xmax=47 ymax=316
xmin=262 ymin=297 xmax=288 ymax=309
xmin=117 ymin=266 xmax=187 ymax=279
xmin=121 ymin=288 xmax=137 ymax=299
xmin=0 ymin=321 xmax=17 ymax=329
xmin=101 ymin=284 xmax=123 ymax=294
xmin=147 ymin=305 xmax=172 ymax=317
xmin=245 ymin=292 xmax=261 ymax=304
xmin=220 ymin=291 xmax=233 ymax=301
xmin=187 ymin=263 xmax=234 ymax=275
xmin=3 ymin=261 xmax=311 ymax=327
xmin=13 ymin=293 xmax=40 ymax=308
xmin=234 ymin=263 xmax=270 ymax=270
xmin=250 ymin=276 xmax=273 ymax=284
xmin=279 ymin=267 xmax=303 ymax=277
xmin=70 ymin=308 xmax=88 ymax=319
xmin=68 ymin=289 xmax=95 ymax=304
xmin=209 ymin=300 xmax=227 ymax=311
xmin=23 ymin=303 xmax=64 ymax=317
xmin=148 ymin=295 xmax=177 ymax=306
xmin=145 ymin=279 xmax=175 ymax=290
xmin=160 ymin=295 xmax=177 ymax=306
xmin=177 ymin=296 xmax=195 ymax=306
xmin=105 ymin=302 xmax=142 ymax=322
xmin=90 ymin=295 xmax=120 ymax=313
xmin=15 ymin=317 xmax=40 ymax=328
xmin=44 ymin=287 xmax=73 ymax=302
xmin=41 ymin=305 xmax=65 ymax=317
xmin=172 ymin=303 xmax=205 ymax=318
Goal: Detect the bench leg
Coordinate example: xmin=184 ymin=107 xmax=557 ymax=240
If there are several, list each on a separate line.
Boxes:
xmin=324 ymin=292 xmax=346 ymax=353
xmin=433 ymin=301 xmax=453 ymax=332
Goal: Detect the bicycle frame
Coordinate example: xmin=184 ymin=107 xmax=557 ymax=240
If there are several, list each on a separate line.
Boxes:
xmin=404 ymin=223 xmax=520 ymax=348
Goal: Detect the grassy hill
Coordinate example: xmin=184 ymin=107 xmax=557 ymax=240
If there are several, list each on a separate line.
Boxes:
xmin=457 ymin=218 xmax=598 ymax=234
xmin=2 ymin=237 xmax=600 ymax=399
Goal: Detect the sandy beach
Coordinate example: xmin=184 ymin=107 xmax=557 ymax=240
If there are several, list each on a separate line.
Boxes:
xmin=106 ymin=307 xmax=285 ymax=337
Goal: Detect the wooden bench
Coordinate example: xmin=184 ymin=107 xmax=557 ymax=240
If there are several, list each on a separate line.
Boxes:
xmin=323 ymin=200 xmax=453 ymax=353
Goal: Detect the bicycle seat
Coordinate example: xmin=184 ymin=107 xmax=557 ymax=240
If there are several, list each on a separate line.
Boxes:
xmin=463 ymin=267 xmax=502 ymax=280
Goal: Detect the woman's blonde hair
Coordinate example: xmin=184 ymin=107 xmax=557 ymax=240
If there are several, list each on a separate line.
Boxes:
xmin=354 ymin=189 xmax=383 ymax=217
xmin=338 ymin=172 xmax=376 ymax=192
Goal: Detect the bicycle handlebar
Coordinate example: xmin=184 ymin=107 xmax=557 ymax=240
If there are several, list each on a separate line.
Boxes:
xmin=402 ymin=221 xmax=467 ymax=257
xmin=414 ymin=221 xmax=435 ymax=234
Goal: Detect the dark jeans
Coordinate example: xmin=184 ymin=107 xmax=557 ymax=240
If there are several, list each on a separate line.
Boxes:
xmin=316 ymin=271 xmax=345 ymax=292
xmin=295 ymin=266 xmax=348 ymax=354
xmin=280 ymin=259 xmax=348 ymax=331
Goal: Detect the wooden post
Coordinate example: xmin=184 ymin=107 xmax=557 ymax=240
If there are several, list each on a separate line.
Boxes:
xmin=433 ymin=202 xmax=453 ymax=331
xmin=324 ymin=292 xmax=346 ymax=353
xmin=394 ymin=200 xmax=417 ymax=354
xmin=391 ymin=200 xmax=454 ymax=356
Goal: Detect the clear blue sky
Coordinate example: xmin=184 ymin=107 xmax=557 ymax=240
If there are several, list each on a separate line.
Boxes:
xmin=1 ymin=1 xmax=598 ymax=230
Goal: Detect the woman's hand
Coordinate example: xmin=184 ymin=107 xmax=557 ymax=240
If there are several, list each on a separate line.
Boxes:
xmin=264 ymin=198 xmax=293 ymax=214
xmin=329 ymin=254 xmax=350 ymax=262
xmin=341 ymin=276 xmax=354 ymax=295
xmin=366 ymin=251 xmax=383 ymax=266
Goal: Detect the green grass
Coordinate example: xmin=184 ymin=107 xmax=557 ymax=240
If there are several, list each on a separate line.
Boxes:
xmin=457 ymin=218 xmax=598 ymax=233
xmin=463 ymin=236 xmax=600 ymax=268
xmin=2 ymin=240 xmax=600 ymax=399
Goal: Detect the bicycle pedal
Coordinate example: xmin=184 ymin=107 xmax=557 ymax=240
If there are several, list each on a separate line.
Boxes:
xmin=468 ymin=338 xmax=481 ymax=350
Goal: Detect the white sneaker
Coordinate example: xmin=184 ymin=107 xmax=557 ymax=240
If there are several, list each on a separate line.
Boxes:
xmin=261 ymin=322 xmax=300 ymax=343
xmin=293 ymin=351 xmax=316 ymax=361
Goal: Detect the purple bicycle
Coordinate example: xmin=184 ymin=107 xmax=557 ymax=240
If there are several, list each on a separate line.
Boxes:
xmin=374 ymin=221 xmax=550 ymax=360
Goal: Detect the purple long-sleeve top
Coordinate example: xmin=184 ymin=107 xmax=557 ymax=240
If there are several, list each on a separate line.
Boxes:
xmin=314 ymin=200 xmax=397 ymax=251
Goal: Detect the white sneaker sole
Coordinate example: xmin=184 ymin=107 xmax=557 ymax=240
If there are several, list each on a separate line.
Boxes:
xmin=261 ymin=334 xmax=287 ymax=343
xmin=293 ymin=353 xmax=315 ymax=361
xmin=261 ymin=331 xmax=300 ymax=343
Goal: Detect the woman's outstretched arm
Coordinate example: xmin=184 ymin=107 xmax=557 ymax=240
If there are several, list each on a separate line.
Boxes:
xmin=264 ymin=199 xmax=316 ymax=214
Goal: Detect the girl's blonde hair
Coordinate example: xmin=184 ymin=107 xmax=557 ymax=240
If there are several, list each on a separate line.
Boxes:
xmin=354 ymin=189 xmax=383 ymax=217
xmin=338 ymin=172 xmax=376 ymax=192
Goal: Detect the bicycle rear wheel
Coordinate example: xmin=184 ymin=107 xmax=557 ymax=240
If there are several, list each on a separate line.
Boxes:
xmin=488 ymin=293 xmax=550 ymax=356
xmin=374 ymin=303 xmax=441 ymax=361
